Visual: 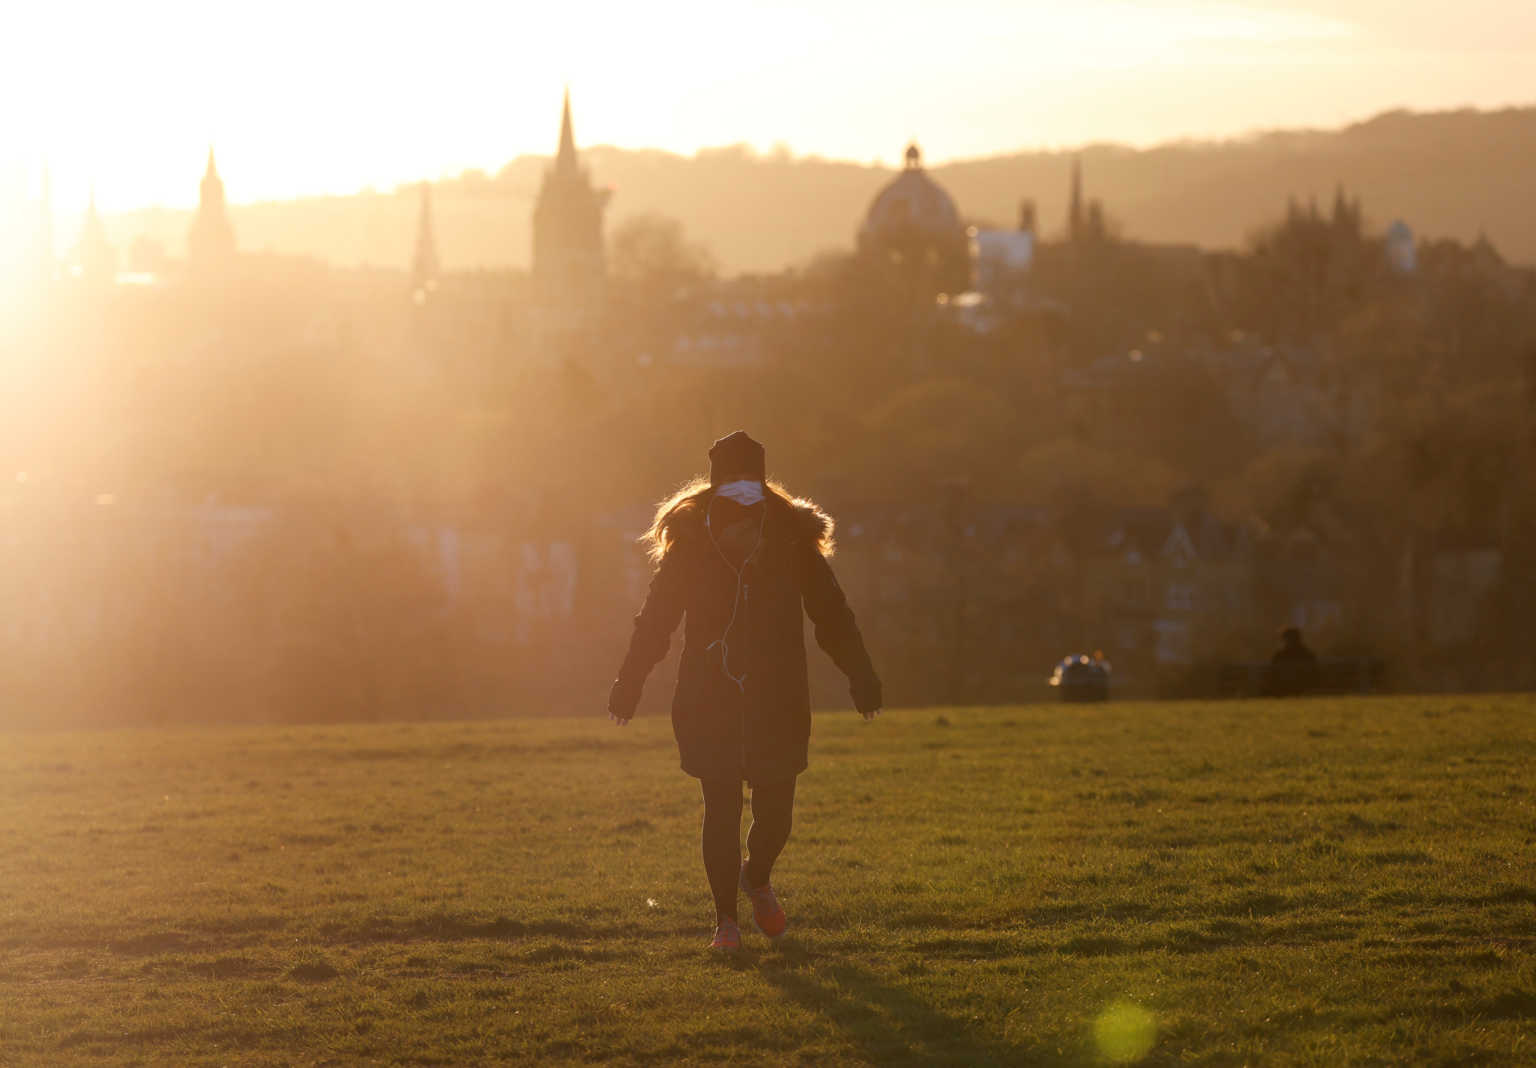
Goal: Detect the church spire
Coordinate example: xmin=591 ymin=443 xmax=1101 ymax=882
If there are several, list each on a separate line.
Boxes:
xmin=1068 ymin=156 xmax=1083 ymax=242
xmin=199 ymin=146 xmax=226 ymax=211
xmin=532 ymin=87 xmax=610 ymax=320
xmin=77 ymin=185 xmax=116 ymax=283
xmin=412 ymin=180 xmax=440 ymax=291
xmin=189 ymin=144 xmax=236 ymax=267
xmin=556 ymin=88 xmax=579 ymax=175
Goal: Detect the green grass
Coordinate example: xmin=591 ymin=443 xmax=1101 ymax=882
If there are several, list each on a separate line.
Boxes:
xmin=2 ymin=696 xmax=1533 ymax=1065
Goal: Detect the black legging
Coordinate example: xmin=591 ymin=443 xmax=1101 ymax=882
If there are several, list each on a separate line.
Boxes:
xmin=700 ymin=777 xmax=796 ymax=922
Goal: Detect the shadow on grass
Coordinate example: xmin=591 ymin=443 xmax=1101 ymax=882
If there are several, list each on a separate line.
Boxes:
xmin=752 ymin=944 xmax=1070 ymax=1066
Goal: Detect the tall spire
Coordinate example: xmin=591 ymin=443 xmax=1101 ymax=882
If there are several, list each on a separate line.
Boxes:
xmin=412 ymin=180 xmax=440 ymax=290
xmin=189 ymin=144 xmax=235 ymax=267
xmin=77 ymin=185 xmax=116 ymax=283
xmin=199 ymin=145 xmax=226 ymax=210
xmin=532 ymin=86 xmax=610 ymax=320
xmin=1331 ymin=183 xmax=1349 ymax=228
xmin=1068 ymin=156 xmax=1083 ymax=242
xmin=556 ymin=88 xmax=579 ymax=175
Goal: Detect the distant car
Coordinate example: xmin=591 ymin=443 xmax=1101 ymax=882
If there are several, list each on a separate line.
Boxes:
xmin=1049 ymin=654 xmax=1110 ymax=702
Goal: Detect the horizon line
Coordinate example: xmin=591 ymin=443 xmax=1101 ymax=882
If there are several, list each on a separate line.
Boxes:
xmin=76 ymin=99 xmax=1536 ymax=218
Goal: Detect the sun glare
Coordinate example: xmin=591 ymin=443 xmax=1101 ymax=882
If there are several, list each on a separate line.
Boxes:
xmin=3 ymin=0 xmax=1532 ymax=218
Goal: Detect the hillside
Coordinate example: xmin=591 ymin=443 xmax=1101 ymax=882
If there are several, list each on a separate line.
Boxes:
xmin=104 ymin=106 xmax=1536 ymax=274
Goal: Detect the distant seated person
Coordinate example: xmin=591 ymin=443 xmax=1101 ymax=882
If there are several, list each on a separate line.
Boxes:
xmin=1267 ymin=626 xmax=1320 ymax=696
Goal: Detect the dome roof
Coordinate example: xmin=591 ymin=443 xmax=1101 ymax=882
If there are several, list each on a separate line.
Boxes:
xmin=860 ymin=143 xmax=963 ymax=241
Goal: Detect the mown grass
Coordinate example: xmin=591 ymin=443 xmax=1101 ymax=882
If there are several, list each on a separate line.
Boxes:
xmin=1 ymin=696 xmax=1532 ymax=1065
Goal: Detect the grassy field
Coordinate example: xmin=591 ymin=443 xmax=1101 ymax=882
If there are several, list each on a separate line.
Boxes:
xmin=2 ymin=696 xmax=1533 ymax=1066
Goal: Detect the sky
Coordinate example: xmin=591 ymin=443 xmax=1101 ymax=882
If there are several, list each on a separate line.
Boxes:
xmin=4 ymin=0 xmax=1536 ymax=216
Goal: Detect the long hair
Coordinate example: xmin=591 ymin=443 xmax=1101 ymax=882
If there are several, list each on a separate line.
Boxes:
xmin=641 ymin=477 xmax=835 ymax=565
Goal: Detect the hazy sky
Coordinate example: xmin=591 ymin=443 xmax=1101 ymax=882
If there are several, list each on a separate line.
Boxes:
xmin=5 ymin=0 xmax=1536 ymax=215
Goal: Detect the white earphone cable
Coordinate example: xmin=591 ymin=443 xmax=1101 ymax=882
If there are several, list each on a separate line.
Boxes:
xmin=705 ymin=497 xmax=767 ymax=693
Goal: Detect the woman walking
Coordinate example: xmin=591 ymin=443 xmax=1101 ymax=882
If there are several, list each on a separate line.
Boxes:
xmin=608 ymin=431 xmax=883 ymax=950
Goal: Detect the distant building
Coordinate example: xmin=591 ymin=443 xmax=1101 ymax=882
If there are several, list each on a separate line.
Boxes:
xmin=1224 ymin=345 xmax=1344 ymax=449
xmin=1068 ymin=157 xmax=1082 ymax=240
xmin=970 ymin=199 xmax=1037 ymax=293
xmin=1428 ymin=546 xmax=1502 ymax=647
xmin=531 ymin=90 xmax=610 ymax=316
xmin=1260 ymin=527 xmax=1349 ymax=639
xmin=1386 ymin=219 xmax=1416 ymax=275
xmin=1084 ymin=496 xmax=1253 ymax=666
xmin=126 ymin=235 xmax=171 ymax=276
xmin=74 ymin=189 xmax=116 ymax=283
xmin=970 ymin=228 xmax=1034 ymax=291
xmin=858 ymin=143 xmax=970 ymax=298
xmin=1066 ymin=157 xmax=1110 ymax=246
xmin=411 ymin=181 xmax=440 ymax=297
xmin=666 ymin=290 xmax=811 ymax=368
xmin=1330 ymin=184 xmax=1363 ymax=236
xmin=187 ymin=148 xmax=236 ymax=269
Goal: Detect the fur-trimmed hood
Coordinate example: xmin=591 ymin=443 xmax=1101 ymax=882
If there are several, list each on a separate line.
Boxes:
xmin=771 ymin=489 xmax=835 ymax=554
xmin=647 ymin=480 xmax=836 ymax=563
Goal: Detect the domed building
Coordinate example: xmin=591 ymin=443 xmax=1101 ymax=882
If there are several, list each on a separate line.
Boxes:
xmin=858 ymin=143 xmax=970 ymax=298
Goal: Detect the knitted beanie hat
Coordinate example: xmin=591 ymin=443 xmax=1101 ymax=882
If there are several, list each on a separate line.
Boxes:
xmin=708 ymin=431 xmax=766 ymax=485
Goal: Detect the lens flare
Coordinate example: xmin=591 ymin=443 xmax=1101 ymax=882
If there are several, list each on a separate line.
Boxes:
xmin=1093 ymin=999 xmax=1157 ymax=1064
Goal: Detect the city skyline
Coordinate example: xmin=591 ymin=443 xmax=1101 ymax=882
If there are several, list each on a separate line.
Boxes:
xmin=4 ymin=0 xmax=1536 ymax=217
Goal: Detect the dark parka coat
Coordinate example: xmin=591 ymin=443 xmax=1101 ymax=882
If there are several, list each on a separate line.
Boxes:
xmin=609 ymin=489 xmax=881 ymax=783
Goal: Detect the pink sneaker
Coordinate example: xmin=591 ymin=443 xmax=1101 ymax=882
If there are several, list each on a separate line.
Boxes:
xmin=739 ymin=866 xmax=788 ymax=939
xmin=710 ymin=918 xmax=742 ymax=952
